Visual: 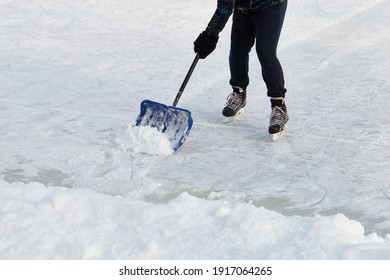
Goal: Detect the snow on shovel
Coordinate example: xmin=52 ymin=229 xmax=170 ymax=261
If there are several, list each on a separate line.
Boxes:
xmin=134 ymin=54 xmax=200 ymax=152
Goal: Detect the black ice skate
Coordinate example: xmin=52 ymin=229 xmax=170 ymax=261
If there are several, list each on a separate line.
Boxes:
xmin=269 ymin=98 xmax=289 ymax=141
xmin=222 ymin=87 xmax=246 ymax=122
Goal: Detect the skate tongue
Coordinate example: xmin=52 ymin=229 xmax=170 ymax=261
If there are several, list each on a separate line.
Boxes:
xmin=270 ymin=97 xmax=285 ymax=107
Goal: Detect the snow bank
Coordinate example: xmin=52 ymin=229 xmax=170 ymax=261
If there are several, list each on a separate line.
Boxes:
xmin=1 ymin=181 xmax=389 ymax=259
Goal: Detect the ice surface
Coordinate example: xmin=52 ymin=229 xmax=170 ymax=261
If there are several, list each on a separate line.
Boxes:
xmin=1 ymin=0 xmax=390 ymax=259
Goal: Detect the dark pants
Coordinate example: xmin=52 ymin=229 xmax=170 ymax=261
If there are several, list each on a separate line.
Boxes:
xmin=229 ymin=1 xmax=287 ymax=98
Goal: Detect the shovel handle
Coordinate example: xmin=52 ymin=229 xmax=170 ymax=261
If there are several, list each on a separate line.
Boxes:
xmin=173 ymin=53 xmax=200 ymax=107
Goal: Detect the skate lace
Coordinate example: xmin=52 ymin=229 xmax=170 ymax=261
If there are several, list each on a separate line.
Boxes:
xmin=225 ymin=92 xmax=243 ymax=110
xmin=270 ymin=106 xmax=287 ymax=124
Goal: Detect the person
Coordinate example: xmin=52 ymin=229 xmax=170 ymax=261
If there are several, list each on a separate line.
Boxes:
xmin=194 ymin=0 xmax=288 ymax=135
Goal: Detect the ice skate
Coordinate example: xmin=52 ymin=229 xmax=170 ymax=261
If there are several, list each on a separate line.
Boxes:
xmin=222 ymin=87 xmax=246 ymax=122
xmin=269 ymin=97 xmax=288 ymax=141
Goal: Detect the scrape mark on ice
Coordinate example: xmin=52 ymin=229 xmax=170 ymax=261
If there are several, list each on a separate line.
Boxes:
xmin=128 ymin=126 xmax=174 ymax=156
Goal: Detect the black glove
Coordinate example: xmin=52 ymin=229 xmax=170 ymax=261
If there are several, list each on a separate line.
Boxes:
xmin=194 ymin=31 xmax=219 ymax=59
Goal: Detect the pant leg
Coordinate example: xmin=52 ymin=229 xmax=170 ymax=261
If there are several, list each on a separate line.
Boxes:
xmin=229 ymin=12 xmax=256 ymax=90
xmin=251 ymin=1 xmax=287 ymax=98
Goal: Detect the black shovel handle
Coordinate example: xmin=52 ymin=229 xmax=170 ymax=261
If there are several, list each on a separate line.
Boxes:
xmin=173 ymin=53 xmax=200 ymax=107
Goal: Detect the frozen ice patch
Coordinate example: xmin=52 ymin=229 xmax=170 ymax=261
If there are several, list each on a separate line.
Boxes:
xmin=128 ymin=126 xmax=174 ymax=156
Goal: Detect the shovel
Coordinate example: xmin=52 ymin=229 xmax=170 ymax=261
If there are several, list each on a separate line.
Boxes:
xmin=134 ymin=54 xmax=200 ymax=152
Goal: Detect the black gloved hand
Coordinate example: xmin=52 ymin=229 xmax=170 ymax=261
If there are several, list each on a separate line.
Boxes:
xmin=194 ymin=31 xmax=219 ymax=59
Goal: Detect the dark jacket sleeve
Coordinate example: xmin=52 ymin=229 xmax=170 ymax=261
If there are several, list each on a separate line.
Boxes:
xmin=205 ymin=0 xmax=235 ymax=38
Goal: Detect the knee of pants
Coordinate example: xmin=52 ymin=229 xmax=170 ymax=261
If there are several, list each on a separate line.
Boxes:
xmin=256 ymin=48 xmax=278 ymax=64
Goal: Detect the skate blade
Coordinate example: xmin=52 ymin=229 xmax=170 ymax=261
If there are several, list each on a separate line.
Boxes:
xmin=271 ymin=124 xmax=288 ymax=142
xmin=223 ymin=108 xmax=244 ymax=123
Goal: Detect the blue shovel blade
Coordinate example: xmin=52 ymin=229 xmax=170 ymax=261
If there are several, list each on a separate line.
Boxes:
xmin=135 ymin=100 xmax=193 ymax=152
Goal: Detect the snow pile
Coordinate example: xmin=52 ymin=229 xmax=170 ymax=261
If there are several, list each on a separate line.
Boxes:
xmin=1 ymin=181 xmax=389 ymax=259
xmin=128 ymin=126 xmax=174 ymax=156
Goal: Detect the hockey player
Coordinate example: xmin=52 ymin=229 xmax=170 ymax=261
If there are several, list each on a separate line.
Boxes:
xmin=194 ymin=0 xmax=288 ymax=137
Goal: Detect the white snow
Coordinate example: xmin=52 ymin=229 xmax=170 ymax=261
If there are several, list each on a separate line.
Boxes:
xmin=1 ymin=181 xmax=389 ymax=259
xmin=1 ymin=0 xmax=390 ymax=260
xmin=127 ymin=126 xmax=174 ymax=156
